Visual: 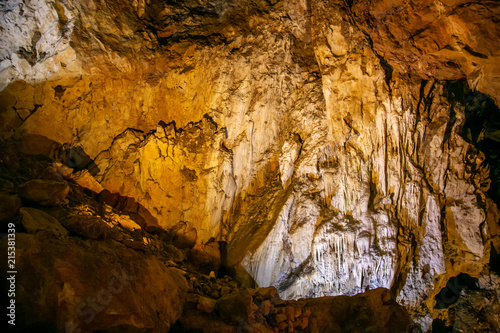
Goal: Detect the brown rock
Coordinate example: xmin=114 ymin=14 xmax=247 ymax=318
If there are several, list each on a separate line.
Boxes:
xmin=278 ymin=321 xmax=288 ymax=330
xmin=19 ymin=134 xmax=61 ymax=158
xmin=108 ymin=212 xmax=142 ymax=231
xmin=20 ymin=207 xmax=68 ymax=236
xmin=293 ymin=307 xmax=302 ymax=320
xmin=215 ymin=291 xmax=254 ymax=323
xmin=221 ymin=286 xmax=232 ymax=297
xmin=17 ymin=179 xmax=69 ymax=206
xmin=121 ymin=237 xmax=148 ymax=251
xmin=97 ymin=189 xmax=158 ymax=228
xmin=260 ymin=300 xmax=272 ymax=316
xmin=197 ymin=296 xmax=217 ymax=313
xmin=271 ymin=298 xmax=286 ymax=307
xmin=171 ymin=221 xmax=198 ymax=249
xmin=254 ymin=286 xmax=280 ymax=300
xmin=202 ymin=284 xmax=212 ymax=295
xmin=0 ymin=179 xmax=14 ymax=192
xmin=298 ymin=313 xmax=310 ymax=330
xmin=0 ymin=194 xmax=21 ymax=221
xmin=245 ymin=322 xmax=274 ymax=333
xmin=60 ymin=214 xmax=111 ymax=239
xmin=190 ymin=241 xmax=221 ymax=273
xmin=165 ymin=244 xmax=186 ymax=263
xmin=0 ymin=233 xmax=188 ymax=332
xmin=295 ymin=288 xmax=413 ymax=333
xmin=69 ymin=170 xmax=104 ymax=194
xmin=51 ymin=162 xmax=73 ymax=179
xmin=350 ymin=0 xmax=500 ymax=106
xmin=1 ymin=0 xmax=499 ymax=329
xmin=276 ymin=313 xmax=288 ymax=324
xmin=178 ymin=309 xmax=240 ymax=333
xmin=285 ymin=306 xmax=296 ymax=320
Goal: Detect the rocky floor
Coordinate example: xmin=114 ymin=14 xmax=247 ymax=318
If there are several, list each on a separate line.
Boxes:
xmin=0 ymin=143 xmax=418 ymax=333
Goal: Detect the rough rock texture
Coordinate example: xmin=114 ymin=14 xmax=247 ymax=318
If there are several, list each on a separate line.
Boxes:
xmin=0 ymin=151 xmax=190 ymax=332
xmin=0 ymin=194 xmax=21 ymax=221
xmin=1 ymin=0 xmax=500 ymax=331
xmin=20 ymin=206 xmax=68 ymax=236
xmin=294 ymin=287 xmax=414 ymax=332
xmin=349 ymin=0 xmax=500 ymax=106
xmin=0 ymin=233 xmax=188 ymax=332
xmin=0 ymin=151 xmax=413 ymax=333
xmin=17 ymin=179 xmax=69 ymax=205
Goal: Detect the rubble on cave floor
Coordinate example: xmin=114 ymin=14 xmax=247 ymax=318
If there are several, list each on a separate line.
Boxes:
xmin=0 ymin=145 xmax=417 ymax=333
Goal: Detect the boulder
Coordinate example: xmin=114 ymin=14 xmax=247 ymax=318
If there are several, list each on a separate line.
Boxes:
xmin=60 ymin=214 xmax=111 ymax=239
xmin=0 ymin=194 xmax=21 ymax=221
xmin=97 ymin=190 xmax=158 ymax=228
xmin=190 ymin=241 xmax=221 ymax=273
xmin=17 ymin=179 xmax=69 ymax=206
xmin=215 ymin=291 xmax=256 ymax=323
xmin=197 ymin=296 xmax=216 ymax=313
xmin=20 ymin=207 xmax=68 ymax=236
xmin=0 ymin=179 xmax=14 ymax=192
xmin=296 ymin=288 xmax=415 ymax=333
xmin=0 ymin=233 xmax=188 ymax=332
xmin=177 ymin=309 xmax=240 ymax=333
xmin=252 ymin=286 xmax=280 ymax=301
xmin=69 ymin=169 xmax=104 ymax=194
xmin=259 ymin=300 xmax=272 ymax=316
xmin=52 ymin=161 xmax=74 ymax=179
xmin=171 ymin=221 xmax=198 ymax=249
xmin=220 ymin=286 xmax=231 ymax=297
xmin=19 ymin=134 xmax=61 ymax=158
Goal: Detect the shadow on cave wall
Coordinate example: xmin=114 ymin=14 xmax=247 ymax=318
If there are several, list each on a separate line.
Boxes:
xmin=434 ymin=273 xmax=479 ymax=310
xmin=445 ymin=80 xmax=500 ymax=205
xmin=431 ymin=81 xmax=500 ymax=333
xmin=431 ymin=272 xmax=499 ymax=333
xmin=16 ymin=134 xmax=100 ymax=175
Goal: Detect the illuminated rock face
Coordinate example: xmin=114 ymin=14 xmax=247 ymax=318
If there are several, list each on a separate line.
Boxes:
xmin=1 ymin=0 xmax=499 ymax=329
xmin=349 ymin=0 xmax=500 ymax=106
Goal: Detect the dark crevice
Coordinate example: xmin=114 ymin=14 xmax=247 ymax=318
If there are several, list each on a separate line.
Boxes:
xmin=490 ymin=242 xmax=500 ymax=274
xmin=415 ymin=79 xmax=427 ymax=119
xmin=463 ymin=45 xmax=489 ymax=59
xmin=157 ymin=32 xmax=227 ymax=47
xmin=441 ymin=101 xmax=456 ymax=150
xmin=364 ymin=36 xmax=393 ymax=91
xmin=445 ymin=80 xmax=500 ymax=204
xmin=431 ymin=318 xmax=453 ymax=333
xmin=434 ymin=273 xmax=479 ymax=309
xmin=276 ymin=254 xmax=314 ymax=295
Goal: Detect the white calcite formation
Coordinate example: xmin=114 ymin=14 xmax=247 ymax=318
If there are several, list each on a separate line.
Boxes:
xmin=0 ymin=0 xmax=79 ymax=90
xmin=1 ymin=0 xmax=499 ymax=329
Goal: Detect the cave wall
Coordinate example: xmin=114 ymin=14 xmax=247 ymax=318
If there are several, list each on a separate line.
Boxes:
xmin=1 ymin=0 xmax=499 ymax=329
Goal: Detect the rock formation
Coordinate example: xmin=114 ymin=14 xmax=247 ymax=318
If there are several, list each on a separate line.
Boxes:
xmin=0 ymin=150 xmax=415 ymax=332
xmin=1 ymin=0 xmax=500 ymax=331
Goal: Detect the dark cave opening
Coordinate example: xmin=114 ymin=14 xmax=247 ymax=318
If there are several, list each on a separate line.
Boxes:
xmin=434 ymin=273 xmax=479 ymax=310
xmin=445 ymin=80 xmax=500 ymax=205
xmin=490 ymin=242 xmax=500 ymax=275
